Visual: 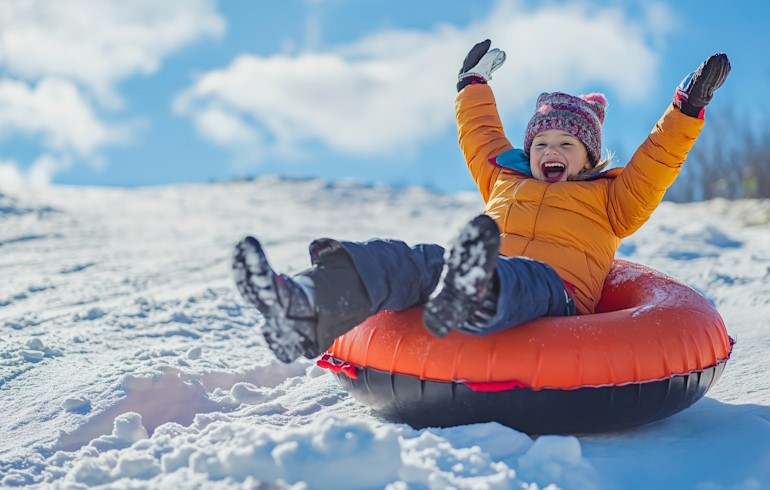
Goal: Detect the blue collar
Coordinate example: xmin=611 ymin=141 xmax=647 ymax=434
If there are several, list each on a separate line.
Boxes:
xmin=492 ymin=148 xmax=533 ymax=176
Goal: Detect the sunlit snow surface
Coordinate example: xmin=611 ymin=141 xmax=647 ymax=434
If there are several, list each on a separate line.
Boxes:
xmin=1 ymin=179 xmax=769 ymax=489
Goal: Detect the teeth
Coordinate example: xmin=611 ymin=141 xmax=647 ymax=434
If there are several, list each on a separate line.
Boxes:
xmin=544 ymin=162 xmax=564 ymax=168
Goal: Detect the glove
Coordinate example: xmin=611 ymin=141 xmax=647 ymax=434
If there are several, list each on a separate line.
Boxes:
xmin=457 ymin=39 xmax=506 ymax=92
xmin=674 ymin=53 xmax=731 ymax=119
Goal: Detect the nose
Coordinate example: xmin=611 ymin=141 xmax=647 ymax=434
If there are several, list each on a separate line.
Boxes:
xmin=544 ymin=144 xmax=559 ymax=155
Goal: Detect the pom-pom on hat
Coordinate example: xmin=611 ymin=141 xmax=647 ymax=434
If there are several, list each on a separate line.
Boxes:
xmin=523 ymin=92 xmax=608 ymax=165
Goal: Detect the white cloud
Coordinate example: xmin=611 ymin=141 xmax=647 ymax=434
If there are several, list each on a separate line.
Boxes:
xmin=0 ymin=0 xmax=225 ymax=106
xmin=174 ymin=1 xmax=672 ymax=163
xmin=0 ymin=78 xmax=130 ymax=155
xmin=0 ymin=0 xmax=225 ymax=183
xmin=0 ymin=155 xmax=68 ymax=190
xmin=640 ymin=3 xmax=679 ymax=49
xmin=0 ymin=160 xmax=24 ymax=190
xmin=192 ymin=105 xmax=261 ymax=148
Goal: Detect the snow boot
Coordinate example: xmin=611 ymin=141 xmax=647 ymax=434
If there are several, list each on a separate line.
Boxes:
xmin=233 ymin=236 xmax=317 ymax=363
xmin=233 ymin=237 xmax=372 ymax=363
xmin=423 ymin=214 xmax=501 ymax=337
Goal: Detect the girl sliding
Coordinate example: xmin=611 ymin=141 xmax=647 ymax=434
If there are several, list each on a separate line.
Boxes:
xmin=233 ymin=40 xmax=730 ymax=363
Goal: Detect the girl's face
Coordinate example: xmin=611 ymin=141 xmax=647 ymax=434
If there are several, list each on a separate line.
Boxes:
xmin=529 ymin=130 xmax=591 ymax=183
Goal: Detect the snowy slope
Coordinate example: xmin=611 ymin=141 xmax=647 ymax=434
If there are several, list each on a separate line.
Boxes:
xmin=1 ymin=179 xmax=769 ymax=489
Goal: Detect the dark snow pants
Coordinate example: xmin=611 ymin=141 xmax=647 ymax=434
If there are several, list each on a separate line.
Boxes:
xmin=316 ymin=238 xmax=572 ymax=335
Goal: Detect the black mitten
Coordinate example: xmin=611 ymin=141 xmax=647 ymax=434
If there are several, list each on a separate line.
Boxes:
xmin=457 ymin=39 xmax=506 ymax=92
xmin=674 ymin=53 xmax=731 ymax=119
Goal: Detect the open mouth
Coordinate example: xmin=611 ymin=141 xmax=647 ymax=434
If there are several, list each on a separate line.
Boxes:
xmin=541 ymin=162 xmax=566 ymax=183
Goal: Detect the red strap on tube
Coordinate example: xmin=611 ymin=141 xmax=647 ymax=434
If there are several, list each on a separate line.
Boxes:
xmin=317 ymin=353 xmax=358 ymax=379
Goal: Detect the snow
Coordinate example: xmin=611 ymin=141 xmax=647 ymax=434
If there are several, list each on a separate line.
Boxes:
xmin=1 ymin=178 xmax=769 ymax=489
xmin=445 ymin=219 xmax=491 ymax=296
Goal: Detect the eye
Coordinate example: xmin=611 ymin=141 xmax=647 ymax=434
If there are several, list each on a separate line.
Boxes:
xmin=561 ymin=141 xmax=573 ymax=147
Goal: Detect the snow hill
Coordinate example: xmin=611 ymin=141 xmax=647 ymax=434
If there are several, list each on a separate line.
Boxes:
xmin=1 ymin=178 xmax=769 ymax=489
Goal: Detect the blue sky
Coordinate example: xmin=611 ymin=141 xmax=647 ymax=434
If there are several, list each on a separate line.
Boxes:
xmin=0 ymin=0 xmax=766 ymax=192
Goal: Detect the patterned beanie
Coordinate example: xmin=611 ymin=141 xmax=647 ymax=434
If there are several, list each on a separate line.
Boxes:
xmin=523 ymin=92 xmax=608 ymax=165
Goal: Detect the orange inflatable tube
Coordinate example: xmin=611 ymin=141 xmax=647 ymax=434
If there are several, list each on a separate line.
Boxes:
xmin=319 ymin=260 xmax=734 ymax=433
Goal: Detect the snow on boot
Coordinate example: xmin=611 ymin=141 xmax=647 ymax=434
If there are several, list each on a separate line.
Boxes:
xmin=423 ymin=214 xmax=500 ymax=337
xmin=233 ymin=236 xmax=319 ymax=363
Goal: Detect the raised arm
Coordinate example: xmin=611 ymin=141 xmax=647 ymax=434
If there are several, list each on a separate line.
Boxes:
xmin=455 ymin=40 xmax=514 ymax=202
xmin=608 ymin=53 xmax=731 ymax=236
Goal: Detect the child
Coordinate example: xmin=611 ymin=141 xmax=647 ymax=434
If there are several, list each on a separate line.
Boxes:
xmin=232 ymin=40 xmax=730 ymax=363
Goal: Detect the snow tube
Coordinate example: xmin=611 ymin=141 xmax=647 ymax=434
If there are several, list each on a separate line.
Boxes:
xmin=318 ymin=259 xmax=734 ymax=434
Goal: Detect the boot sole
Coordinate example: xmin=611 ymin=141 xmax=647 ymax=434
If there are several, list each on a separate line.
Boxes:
xmin=233 ymin=237 xmax=277 ymax=312
xmin=232 ymin=237 xmax=306 ymax=363
xmin=423 ymin=215 xmax=500 ymax=337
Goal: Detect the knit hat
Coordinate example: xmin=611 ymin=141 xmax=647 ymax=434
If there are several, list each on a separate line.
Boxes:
xmin=523 ymin=92 xmax=608 ymax=165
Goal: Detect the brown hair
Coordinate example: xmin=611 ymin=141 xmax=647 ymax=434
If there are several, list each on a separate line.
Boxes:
xmin=568 ymin=151 xmax=613 ymax=181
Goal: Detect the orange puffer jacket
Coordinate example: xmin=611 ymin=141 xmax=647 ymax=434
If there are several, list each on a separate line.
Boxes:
xmin=456 ymin=84 xmax=704 ymax=314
